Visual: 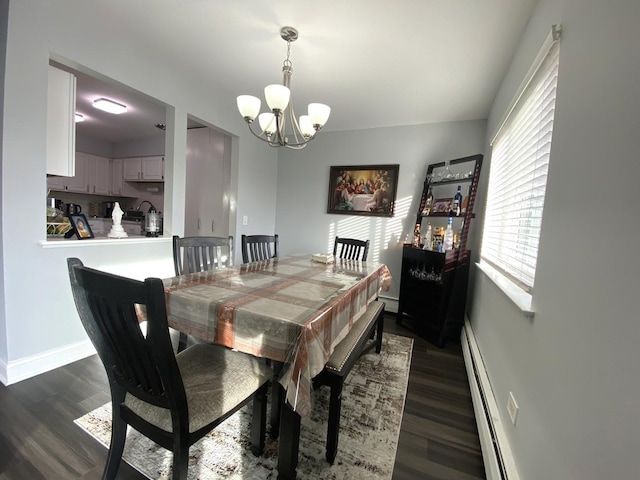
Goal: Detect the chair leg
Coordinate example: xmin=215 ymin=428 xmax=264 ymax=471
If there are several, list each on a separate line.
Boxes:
xmin=326 ymin=380 xmax=344 ymax=464
xmin=103 ymin=405 xmax=126 ymax=480
xmin=171 ymin=439 xmax=189 ymax=480
xmin=375 ymin=312 xmax=384 ymax=354
xmin=177 ymin=332 xmax=188 ymax=353
xmin=251 ymin=383 xmax=268 ymax=456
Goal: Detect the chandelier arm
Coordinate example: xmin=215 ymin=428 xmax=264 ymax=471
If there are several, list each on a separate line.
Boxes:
xmin=275 ymin=111 xmax=286 ymax=145
xmin=245 ymin=120 xmax=281 ymax=147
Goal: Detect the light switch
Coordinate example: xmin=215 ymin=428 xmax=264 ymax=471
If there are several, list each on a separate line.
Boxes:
xmin=242 ymin=215 xmax=248 ymax=226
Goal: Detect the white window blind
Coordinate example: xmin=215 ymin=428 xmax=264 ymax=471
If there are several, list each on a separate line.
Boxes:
xmin=481 ymin=27 xmax=561 ymax=292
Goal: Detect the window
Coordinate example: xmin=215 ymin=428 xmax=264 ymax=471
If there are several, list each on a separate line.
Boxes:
xmin=481 ymin=26 xmax=561 ymax=295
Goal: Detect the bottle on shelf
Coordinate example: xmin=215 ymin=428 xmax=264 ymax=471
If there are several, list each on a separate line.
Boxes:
xmin=443 ymin=217 xmax=454 ymax=251
xmin=422 ymin=188 xmax=433 ymax=216
xmin=461 ymin=193 xmax=469 ymax=214
xmin=452 ymin=185 xmax=463 ymax=216
xmin=412 ymin=224 xmax=421 ymax=248
xmin=422 ymin=223 xmax=432 ymax=250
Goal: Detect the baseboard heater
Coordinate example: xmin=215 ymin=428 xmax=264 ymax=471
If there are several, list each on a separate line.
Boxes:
xmin=461 ymin=320 xmax=520 ymax=480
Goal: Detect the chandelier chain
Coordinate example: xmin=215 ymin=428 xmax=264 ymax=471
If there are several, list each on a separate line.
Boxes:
xmin=284 ymin=40 xmax=293 ymax=69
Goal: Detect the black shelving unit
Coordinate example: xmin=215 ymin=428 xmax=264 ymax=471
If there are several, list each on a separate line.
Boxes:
xmin=396 ymin=154 xmax=483 ymax=347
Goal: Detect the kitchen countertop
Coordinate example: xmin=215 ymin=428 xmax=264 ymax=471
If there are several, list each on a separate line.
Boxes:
xmin=40 ymin=235 xmax=170 ymax=248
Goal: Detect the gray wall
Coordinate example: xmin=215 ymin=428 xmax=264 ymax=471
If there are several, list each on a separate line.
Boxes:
xmin=275 ymin=120 xmax=487 ymax=301
xmin=0 ymin=0 xmax=8 ymax=362
xmin=468 ymin=0 xmax=640 ymax=478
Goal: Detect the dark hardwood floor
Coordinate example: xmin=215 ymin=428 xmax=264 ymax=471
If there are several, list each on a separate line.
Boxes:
xmin=0 ymin=314 xmax=485 ymax=479
xmin=386 ymin=317 xmax=485 ymax=480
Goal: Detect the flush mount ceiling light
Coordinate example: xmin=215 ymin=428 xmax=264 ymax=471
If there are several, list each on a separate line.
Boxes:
xmin=75 ymin=113 xmax=85 ymax=122
xmin=237 ymin=26 xmax=330 ymax=149
xmin=93 ymin=97 xmax=127 ymax=114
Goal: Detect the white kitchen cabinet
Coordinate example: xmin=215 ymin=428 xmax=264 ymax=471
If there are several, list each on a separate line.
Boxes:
xmin=184 ymin=128 xmax=230 ymax=237
xmin=111 ymin=158 xmax=124 ymax=195
xmin=142 ymin=156 xmax=164 ymax=180
xmin=66 ymin=153 xmax=89 ymax=192
xmin=46 ymin=174 xmax=66 ymax=191
xmin=87 ymin=154 xmax=111 ymax=195
xmin=46 ymin=65 xmax=76 ymax=176
xmin=48 ymin=152 xmax=89 ymax=192
xmin=123 ymin=157 xmax=142 ymax=180
xmin=123 ymin=156 xmax=164 ymax=181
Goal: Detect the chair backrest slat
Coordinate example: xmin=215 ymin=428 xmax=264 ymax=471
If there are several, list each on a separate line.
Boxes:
xmin=333 ymin=236 xmax=370 ymax=261
xmin=241 ymin=234 xmax=279 ymax=263
xmin=173 ymin=236 xmax=234 ymax=276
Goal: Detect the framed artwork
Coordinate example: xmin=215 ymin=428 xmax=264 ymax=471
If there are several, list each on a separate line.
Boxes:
xmin=327 ymin=164 xmax=399 ymax=217
xmin=68 ymin=213 xmax=94 ymax=239
xmin=433 ymin=198 xmax=452 ymax=214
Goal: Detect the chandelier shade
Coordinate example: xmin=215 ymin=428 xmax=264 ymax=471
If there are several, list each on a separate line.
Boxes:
xmin=237 ymin=26 xmax=330 ymax=149
xmin=264 ymin=85 xmax=291 ymax=111
xmin=258 ymin=112 xmax=277 ymax=134
xmin=237 ymin=95 xmax=261 ymax=121
xmin=308 ymin=103 xmax=331 ymax=128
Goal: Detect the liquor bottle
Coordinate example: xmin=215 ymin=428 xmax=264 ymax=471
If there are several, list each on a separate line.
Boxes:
xmin=422 ymin=223 xmax=432 ymax=250
xmin=443 ymin=217 xmax=454 ymax=251
xmin=412 ymin=224 xmax=421 ymax=248
xmin=452 ymin=185 xmax=463 ymax=216
xmin=461 ymin=194 xmax=469 ymax=214
xmin=422 ymin=189 xmax=433 ymax=216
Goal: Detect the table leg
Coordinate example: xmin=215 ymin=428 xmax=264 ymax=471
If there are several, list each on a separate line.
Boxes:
xmin=270 ymin=361 xmax=283 ymax=438
xmin=277 ymin=391 xmax=301 ymax=480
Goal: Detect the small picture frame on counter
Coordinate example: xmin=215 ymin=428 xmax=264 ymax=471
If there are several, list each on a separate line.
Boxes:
xmin=68 ymin=213 xmax=95 ymax=239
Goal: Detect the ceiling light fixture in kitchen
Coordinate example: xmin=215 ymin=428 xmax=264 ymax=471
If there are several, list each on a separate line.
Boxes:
xmin=237 ymin=26 xmax=330 ymax=149
xmin=75 ymin=113 xmax=85 ymax=122
xmin=93 ymin=97 xmax=127 ymax=114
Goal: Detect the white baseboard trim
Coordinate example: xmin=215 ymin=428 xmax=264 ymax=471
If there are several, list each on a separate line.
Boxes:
xmin=0 ymin=357 xmax=8 ymax=385
xmin=461 ymin=320 xmax=520 ymax=480
xmin=378 ymin=294 xmax=398 ymax=314
xmin=1 ymin=340 xmax=96 ymax=386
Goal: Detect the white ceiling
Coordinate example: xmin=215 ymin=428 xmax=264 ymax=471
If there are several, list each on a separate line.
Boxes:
xmin=67 ymin=0 xmax=537 ymax=144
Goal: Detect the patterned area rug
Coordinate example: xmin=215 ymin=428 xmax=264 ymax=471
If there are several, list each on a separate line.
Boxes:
xmin=75 ymin=333 xmax=413 ymax=479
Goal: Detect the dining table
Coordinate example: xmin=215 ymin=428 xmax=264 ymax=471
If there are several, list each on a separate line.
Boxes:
xmin=162 ymin=253 xmax=391 ymax=479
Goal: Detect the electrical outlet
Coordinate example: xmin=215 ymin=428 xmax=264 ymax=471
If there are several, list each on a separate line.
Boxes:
xmin=507 ymin=391 xmax=519 ymax=425
xmin=242 ymin=215 xmax=248 ymax=226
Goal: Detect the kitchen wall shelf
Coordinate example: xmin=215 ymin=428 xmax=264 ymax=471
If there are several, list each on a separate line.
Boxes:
xmin=396 ymin=153 xmax=483 ymax=347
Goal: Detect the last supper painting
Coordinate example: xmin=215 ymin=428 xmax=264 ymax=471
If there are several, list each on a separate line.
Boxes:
xmin=327 ymin=164 xmax=399 ymax=217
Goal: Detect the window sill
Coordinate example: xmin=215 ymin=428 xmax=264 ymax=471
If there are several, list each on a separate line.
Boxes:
xmin=476 ymin=261 xmax=535 ymax=318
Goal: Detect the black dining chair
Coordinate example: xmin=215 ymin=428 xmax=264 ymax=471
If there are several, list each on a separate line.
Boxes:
xmin=67 ymin=257 xmax=271 ymax=480
xmin=333 ymin=236 xmax=370 ymax=261
xmin=172 ymin=235 xmax=234 ymax=351
xmin=173 ymin=235 xmax=234 ymax=275
xmin=241 ymin=234 xmax=279 ymax=263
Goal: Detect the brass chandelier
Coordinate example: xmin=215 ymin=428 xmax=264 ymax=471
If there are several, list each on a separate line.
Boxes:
xmin=236 ymin=26 xmax=331 ymax=149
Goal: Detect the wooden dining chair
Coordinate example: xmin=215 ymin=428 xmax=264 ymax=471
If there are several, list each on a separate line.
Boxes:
xmin=172 ymin=235 xmax=234 ymax=276
xmin=172 ymin=235 xmax=234 ymax=351
xmin=333 ymin=236 xmax=370 ymax=261
xmin=67 ymin=257 xmax=271 ymax=480
xmin=241 ymin=234 xmax=279 ymax=263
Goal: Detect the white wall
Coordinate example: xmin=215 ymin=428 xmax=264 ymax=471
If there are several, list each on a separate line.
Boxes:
xmin=275 ymin=120 xmax=487 ymax=301
xmin=0 ymin=0 xmax=277 ymax=383
xmin=0 ymin=0 xmax=8 ymax=364
xmin=468 ymin=0 xmax=640 ymax=478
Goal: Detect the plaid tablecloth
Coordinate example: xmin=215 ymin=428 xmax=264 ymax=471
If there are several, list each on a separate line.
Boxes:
xmin=163 ymin=254 xmax=391 ymax=417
